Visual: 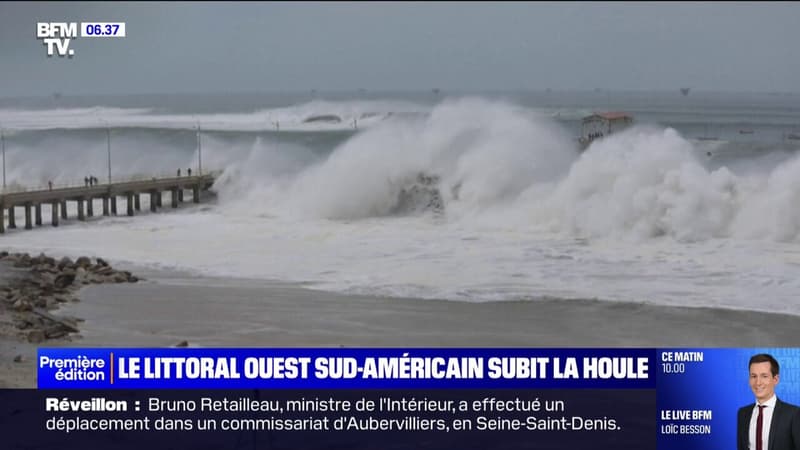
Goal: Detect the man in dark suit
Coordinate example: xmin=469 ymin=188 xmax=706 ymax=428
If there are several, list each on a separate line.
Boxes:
xmin=737 ymin=354 xmax=800 ymax=450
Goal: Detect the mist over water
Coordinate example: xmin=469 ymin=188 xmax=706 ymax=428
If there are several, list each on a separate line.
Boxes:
xmin=1 ymin=91 xmax=800 ymax=314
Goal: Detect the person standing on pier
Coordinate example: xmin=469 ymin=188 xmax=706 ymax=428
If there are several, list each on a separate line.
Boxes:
xmin=188 ymin=168 xmax=192 ymax=176
xmin=84 ymin=176 xmax=89 ymax=187
xmin=48 ymin=181 xmax=53 ymax=191
xmin=177 ymin=168 xmax=181 ymax=177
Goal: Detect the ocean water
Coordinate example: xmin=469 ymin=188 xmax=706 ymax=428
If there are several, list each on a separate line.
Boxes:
xmin=1 ymin=90 xmax=800 ymax=315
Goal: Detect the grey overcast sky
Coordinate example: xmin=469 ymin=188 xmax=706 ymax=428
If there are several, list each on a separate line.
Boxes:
xmin=2 ymin=1 xmax=799 ymax=97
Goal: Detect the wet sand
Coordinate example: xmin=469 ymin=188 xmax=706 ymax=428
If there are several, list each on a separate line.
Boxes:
xmin=2 ymin=272 xmax=799 ymax=387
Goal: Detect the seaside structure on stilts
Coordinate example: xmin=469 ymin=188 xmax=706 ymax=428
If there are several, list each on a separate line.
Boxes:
xmin=0 ymin=172 xmax=217 ymax=234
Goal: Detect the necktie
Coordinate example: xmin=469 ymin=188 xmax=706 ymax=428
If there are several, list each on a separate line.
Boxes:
xmin=756 ymin=405 xmax=766 ymax=450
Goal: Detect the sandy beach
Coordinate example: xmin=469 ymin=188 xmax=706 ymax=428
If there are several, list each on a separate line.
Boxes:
xmin=3 ymin=268 xmax=799 ymax=388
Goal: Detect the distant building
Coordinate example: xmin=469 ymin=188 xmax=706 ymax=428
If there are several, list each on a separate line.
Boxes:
xmin=578 ymin=112 xmax=634 ymax=150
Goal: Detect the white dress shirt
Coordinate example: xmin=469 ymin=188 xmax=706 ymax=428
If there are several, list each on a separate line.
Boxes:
xmin=749 ymin=394 xmax=777 ymax=450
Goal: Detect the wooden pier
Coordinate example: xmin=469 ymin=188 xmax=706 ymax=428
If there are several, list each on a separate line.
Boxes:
xmin=0 ymin=173 xmax=216 ymax=234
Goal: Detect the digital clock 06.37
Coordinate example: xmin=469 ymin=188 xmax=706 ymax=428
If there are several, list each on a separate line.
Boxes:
xmin=80 ymin=22 xmax=126 ymax=37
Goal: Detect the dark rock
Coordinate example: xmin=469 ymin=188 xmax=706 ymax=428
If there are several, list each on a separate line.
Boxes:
xmin=13 ymin=259 xmax=32 ymax=268
xmin=31 ymin=308 xmax=79 ymax=332
xmin=75 ymin=256 xmax=92 ymax=268
xmin=13 ymin=354 xmax=23 ymax=363
xmin=2 ymin=251 xmax=141 ymax=343
xmin=53 ymin=273 xmax=76 ymax=289
xmin=45 ymin=328 xmax=67 ymax=339
xmin=45 ymin=296 xmax=58 ymax=309
xmin=27 ymin=330 xmax=46 ymax=343
xmin=175 ymin=340 xmax=189 ymax=347
xmin=93 ymin=266 xmax=114 ymax=275
xmin=12 ymin=299 xmax=32 ymax=312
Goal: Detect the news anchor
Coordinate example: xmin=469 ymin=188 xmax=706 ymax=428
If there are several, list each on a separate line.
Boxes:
xmin=737 ymin=354 xmax=800 ymax=450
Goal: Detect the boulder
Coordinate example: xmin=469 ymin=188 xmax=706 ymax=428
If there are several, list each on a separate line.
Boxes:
xmin=93 ymin=266 xmax=114 ymax=276
xmin=45 ymin=327 xmax=67 ymax=339
xmin=75 ymin=256 xmax=92 ymax=268
xmin=27 ymin=330 xmax=46 ymax=344
xmin=113 ymin=273 xmax=128 ymax=283
xmin=12 ymin=299 xmax=32 ymax=312
xmin=13 ymin=259 xmax=32 ymax=268
xmin=53 ymin=273 xmax=76 ymax=289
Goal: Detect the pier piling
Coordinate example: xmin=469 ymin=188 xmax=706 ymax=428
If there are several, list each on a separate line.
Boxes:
xmin=51 ymin=201 xmax=59 ymax=227
xmin=24 ymin=204 xmax=32 ymax=229
xmin=127 ymin=193 xmax=134 ymax=216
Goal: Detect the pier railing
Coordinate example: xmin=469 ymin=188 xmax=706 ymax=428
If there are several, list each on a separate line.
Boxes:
xmin=0 ymin=169 xmax=223 ymax=195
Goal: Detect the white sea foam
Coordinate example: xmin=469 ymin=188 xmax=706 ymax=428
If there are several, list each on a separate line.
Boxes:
xmin=2 ymin=96 xmax=800 ymax=315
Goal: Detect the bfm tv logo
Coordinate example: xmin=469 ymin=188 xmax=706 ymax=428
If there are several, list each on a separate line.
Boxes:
xmin=37 ymin=22 xmax=77 ymax=57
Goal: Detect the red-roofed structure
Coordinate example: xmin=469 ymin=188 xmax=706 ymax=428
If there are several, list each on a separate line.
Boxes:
xmin=578 ymin=112 xmax=634 ymax=150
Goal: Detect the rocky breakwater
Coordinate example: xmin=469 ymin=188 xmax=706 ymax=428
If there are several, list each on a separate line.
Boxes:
xmin=0 ymin=251 xmax=140 ymax=343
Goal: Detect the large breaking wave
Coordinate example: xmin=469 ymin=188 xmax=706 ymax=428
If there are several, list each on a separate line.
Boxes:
xmin=3 ymin=96 xmax=800 ymax=242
